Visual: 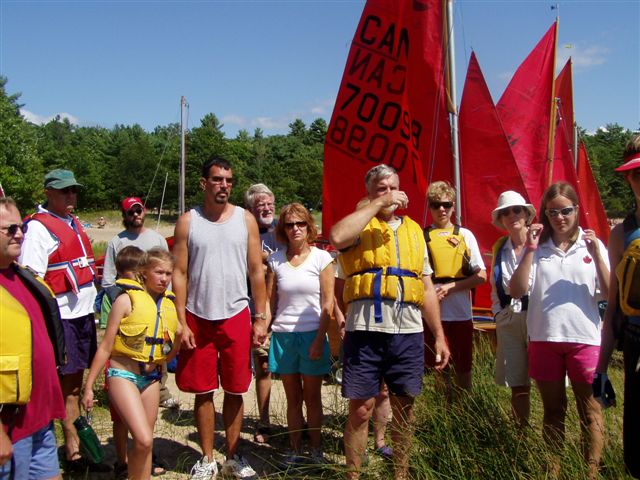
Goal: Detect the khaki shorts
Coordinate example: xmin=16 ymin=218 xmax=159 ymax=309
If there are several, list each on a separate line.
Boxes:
xmin=494 ymin=308 xmax=530 ymax=387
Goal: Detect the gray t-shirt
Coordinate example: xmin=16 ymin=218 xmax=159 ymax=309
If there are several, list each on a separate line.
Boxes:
xmin=101 ymin=228 xmax=169 ymax=288
xmin=186 ymin=205 xmax=249 ymax=320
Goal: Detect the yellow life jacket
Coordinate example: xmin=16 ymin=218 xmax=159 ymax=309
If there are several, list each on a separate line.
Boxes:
xmin=0 ymin=264 xmax=64 ymax=405
xmin=424 ymin=225 xmax=473 ymax=283
xmin=0 ymin=287 xmax=32 ymax=405
xmin=617 ymin=213 xmax=640 ymax=317
xmin=111 ymin=279 xmax=178 ymax=363
xmin=339 ymin=216 xmax=425 ymax=322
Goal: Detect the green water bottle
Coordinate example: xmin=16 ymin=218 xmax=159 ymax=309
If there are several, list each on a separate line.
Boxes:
xmin=73 ymin=414 xmax=105 ymax=464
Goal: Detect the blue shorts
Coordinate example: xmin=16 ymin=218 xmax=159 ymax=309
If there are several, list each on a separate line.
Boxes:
xmin=0 ymin=422 xmax=59 ymax=480
xmin=268 ymin=330 xmax=332 ymax=376
xmin=59 ymin=313 xmax=97 ymax=376
xmin=107 ymin=366 xmax=161 ymax=391
xmin=342 ymin=331 xmax=424 ymax=399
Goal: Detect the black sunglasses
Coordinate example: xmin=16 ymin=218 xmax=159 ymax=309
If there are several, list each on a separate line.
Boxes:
xmin=430 ymin=201 xmax=453 ymax=210
xmin=126 ymin=207 xmax=144 ymax=217
xmin=284 ymin=221 xmax=308 ymax=229
xmin=58 ymin=186 xmax=79 ymax=194
xmin=0 ymin=223 xmax=28 ymax=236
xmin=499 ymin=206 xmax=524 ymax=216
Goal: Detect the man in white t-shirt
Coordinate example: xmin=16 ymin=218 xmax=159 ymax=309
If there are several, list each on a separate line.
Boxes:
xmin=330 ymin=164 xmax=449 ymax=480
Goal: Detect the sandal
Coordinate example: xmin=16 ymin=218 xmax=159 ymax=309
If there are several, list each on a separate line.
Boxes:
xmin=253 ymin=424 xmax=272 ymax=444
xmin=151 ymin=454 xmax=167 ymax=476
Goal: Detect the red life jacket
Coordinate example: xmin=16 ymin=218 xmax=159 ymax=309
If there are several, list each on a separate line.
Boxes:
xmin=30 ymin=213 xmax=96 ymax=295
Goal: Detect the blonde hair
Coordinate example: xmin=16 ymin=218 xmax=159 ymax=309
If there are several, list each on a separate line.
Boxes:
xmin=427 ymin=181 xmax=456 ymax=203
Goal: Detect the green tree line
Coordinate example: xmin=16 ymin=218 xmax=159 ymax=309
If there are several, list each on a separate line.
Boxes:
xmin=1 ymin=76 xmax=636 ymax=219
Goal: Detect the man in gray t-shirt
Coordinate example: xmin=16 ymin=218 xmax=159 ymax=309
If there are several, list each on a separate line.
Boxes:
xmin=101 ymin=196 xmax=168 ymax=299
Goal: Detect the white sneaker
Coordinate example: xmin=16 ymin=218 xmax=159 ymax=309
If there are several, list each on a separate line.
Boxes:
xmin=190 ymin=456 xmax=218 ymax=480
xmin=220 ymin=455 xmax=257 ymax=479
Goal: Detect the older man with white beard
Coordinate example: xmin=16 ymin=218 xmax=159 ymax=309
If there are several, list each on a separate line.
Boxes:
xmin=244 ymin=184 xmax=282 ymax=444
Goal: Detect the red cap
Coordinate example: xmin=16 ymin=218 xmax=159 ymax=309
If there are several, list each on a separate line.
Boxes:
xmin=121 ymin=197 xmax=144 ymax=212
xmin=615 ymin=153 xmax=640 ymax=172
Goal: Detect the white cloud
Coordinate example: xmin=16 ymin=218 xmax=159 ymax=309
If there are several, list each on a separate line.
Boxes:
xmin=20 ymin=109 xmax=79 ymax=125
xmin=221 ymin=114 xmax=247 ymax=127
xmin=223 ymin=96 xmax=335 ymax=133
xmin=556 ymin=44 xmax=609 ymax=73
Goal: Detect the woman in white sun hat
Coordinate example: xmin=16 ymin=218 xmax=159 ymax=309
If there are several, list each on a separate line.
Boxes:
xmin=490 ymin=191 xmax=536 ymax=427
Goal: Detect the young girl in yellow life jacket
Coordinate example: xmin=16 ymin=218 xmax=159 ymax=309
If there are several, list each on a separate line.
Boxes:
xmin=82 ymin=247 xmax=180 ymax=480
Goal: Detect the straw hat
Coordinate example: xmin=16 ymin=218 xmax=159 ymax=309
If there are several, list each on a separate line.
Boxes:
xmin=491 ymin=191 xmax=536 ymax=229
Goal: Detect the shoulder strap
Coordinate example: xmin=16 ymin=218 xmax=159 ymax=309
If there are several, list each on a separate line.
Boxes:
xmin=623 ymin=212 xmax=640 ymax=249
xmin=423 ymin=226 xmax=433 ymax=243
xmin=453 ymin=224 xmax=460 ymax=236
xmin=492 ymin=236 xmax=510 ymax=309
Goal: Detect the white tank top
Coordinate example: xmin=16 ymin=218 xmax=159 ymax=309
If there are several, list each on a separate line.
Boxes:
xmin=186 ymin=205 xmax=249 ymax=320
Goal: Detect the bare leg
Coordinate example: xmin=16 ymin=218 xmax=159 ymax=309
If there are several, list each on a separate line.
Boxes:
xmin=302 ymin=375 xmax=324 ymax=452
xmin=222 ymin=393 xmax=244 ymax=459
xmin=253 ymin=352 xmax=272 ymax=440
xmin=536 ymin=380 xmax=567 ymax=476
xmin=373 ymin=386 xmax=391 ymax=449
xmin=194 ymin=393 xmax=216 ymax=460
xmin=455 ymin=371 xmax=472 ymax=391
xmin=389 ymin=395 xmax=415 ymax=480
xmin=344 ymin=398 xmax=375 ymax=479
xmin=113 ymin=420 xmax=128 ymax=464
xmin=60 ymin=371 xmax=83 ymax=461
xmin=282 ymin=374 xmax=304 ymax=452
xmin=511 ymin=385 xmax=531 ymax=428
xmin=109 ymin=377 xmax=159 ymax=480
xmin=572 ymin=381 xmax=604 ymax=478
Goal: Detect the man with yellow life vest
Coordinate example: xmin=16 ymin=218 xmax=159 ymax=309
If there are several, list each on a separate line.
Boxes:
xmin=424 ymin=181 xmax=486 ymax=398
xmin=18 ymin=169 xmax=106 ymax=473
xmin=0 ymin=197 xmax=66 ymax=479
xmin=330 ymin=164 xmax=450 ymax=480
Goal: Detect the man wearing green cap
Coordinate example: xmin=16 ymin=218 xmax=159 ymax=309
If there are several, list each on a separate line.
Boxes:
xmin=19 ymin=169 xmax=107 ymax=473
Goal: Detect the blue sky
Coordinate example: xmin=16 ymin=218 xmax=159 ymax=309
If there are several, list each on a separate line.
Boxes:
xmin=1 ymin=0 xmax=638 ymax=137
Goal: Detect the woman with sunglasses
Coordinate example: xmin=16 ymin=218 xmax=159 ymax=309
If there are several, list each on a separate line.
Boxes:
xmin=266 ymin=203 xmax=334 ymax=467
xmin=510 ymin=181 xmax=609 ymax=478
xmin=595 ymin=134 xmax=640 ymax=478
xmin=489 ymin=191 xmax=536 ymax=427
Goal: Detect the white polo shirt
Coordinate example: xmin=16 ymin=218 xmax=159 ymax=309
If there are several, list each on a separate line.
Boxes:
xmin=526 ymin=228 xmax=609 ymax=346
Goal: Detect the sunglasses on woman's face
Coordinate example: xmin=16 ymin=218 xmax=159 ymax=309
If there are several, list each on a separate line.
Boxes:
xmin=284 ymin=221 xmax=308 ymax=230
xmin=0 ymin=223 xmax=28 ymax=237
xmin=545 ymin=206 xmax=577 ymax=218
xmin=499 ymin=206 xmax=524 ymax=216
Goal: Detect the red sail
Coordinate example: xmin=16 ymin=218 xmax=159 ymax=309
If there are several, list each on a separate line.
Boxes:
xmin=552 ymin=59 xmax=609 ymax=243
xmin=577 ymin=141 xmax=610 ymax=244
xmin=322 ymin=0 xmax=452 ymax=233
xmin=552 ymin=59 xmax=577 ymax=184
xmin=497 ymin=22 xmax=557 ymax=209
xmin=459 ymin=52 xmax=529 ymax=310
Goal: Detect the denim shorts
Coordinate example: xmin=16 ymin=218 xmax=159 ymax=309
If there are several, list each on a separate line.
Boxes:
xmin=342 ymin=331 xmax=424 ymax=399
xmin=0 ymin=422 xmax=59 ymax=480
xmin=268 ymin=330 xmax=332 ymax=376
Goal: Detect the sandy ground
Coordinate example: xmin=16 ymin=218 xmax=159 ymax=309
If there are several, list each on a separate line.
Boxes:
xmin=82 ymin=359 xmax=349 ymax=479
xmin=85 ymin=221 xmax=176 ymax=245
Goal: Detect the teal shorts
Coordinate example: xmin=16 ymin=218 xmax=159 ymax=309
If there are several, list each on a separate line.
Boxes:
xmin=268 ymin=330 xmax=332 ymax=376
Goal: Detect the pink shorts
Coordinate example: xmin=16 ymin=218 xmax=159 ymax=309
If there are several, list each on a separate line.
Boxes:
xmin=528 ymin=341 xmax=599 ymax=384
xmin=176 ymin=308 xmax=252 ymax=395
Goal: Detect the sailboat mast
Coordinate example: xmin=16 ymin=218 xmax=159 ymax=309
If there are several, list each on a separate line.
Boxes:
xmin=446 ymin=0 xmax=462 ymax=224
xmin=179 ymin=96 xmax=187 ymax=215
xmin=545 ymin=17 xmax=560 ymax=187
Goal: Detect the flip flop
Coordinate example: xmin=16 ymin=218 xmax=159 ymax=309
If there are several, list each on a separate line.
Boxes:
xmin=253 ymin=425 xmax=272 ymax=444
xmin=151 ymin=454 xmax=167 ymax=476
